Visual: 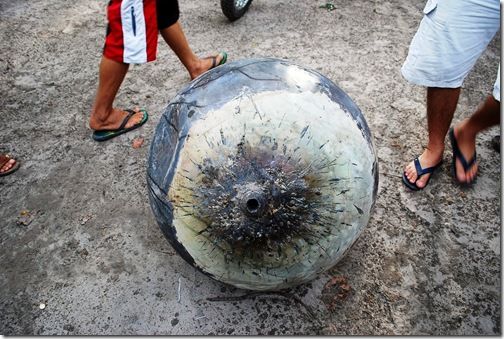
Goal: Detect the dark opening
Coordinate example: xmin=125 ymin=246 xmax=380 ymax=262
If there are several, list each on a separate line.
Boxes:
xmin=246 ymin=198 xmax=260 ymax=212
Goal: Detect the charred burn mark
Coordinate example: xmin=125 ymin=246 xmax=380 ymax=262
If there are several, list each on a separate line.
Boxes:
xmin=248 ymin=95 xmax=263 ymax=120
xmin=336 ymin=189 xmax=350 ymax=196
xmin=319 ymin=141 xmax=329 ymax=149
xmin=182 ymin=140 xmax=345 ymax=258
xmin=353 ymin=205 xmax=364 ymax=215
xmin=300 ymin=125 xmax=309 ymax=139
xmin=220 ymin=129 xmax=227 ymax=145
xmin=278 ymin=112 xmax=287 ymax=128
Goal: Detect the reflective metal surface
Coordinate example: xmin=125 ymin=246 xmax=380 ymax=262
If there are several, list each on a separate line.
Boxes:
xmin=148 ymin=58 xmax=378 ymax=291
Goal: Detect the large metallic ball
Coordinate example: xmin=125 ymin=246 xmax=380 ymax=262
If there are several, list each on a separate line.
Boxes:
xmin=147 ymin=58 xmax=378 ymax=291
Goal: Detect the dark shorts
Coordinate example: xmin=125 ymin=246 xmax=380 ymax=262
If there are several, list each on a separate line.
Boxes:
xmin=157 ymin=0 xmax=180 ymax=30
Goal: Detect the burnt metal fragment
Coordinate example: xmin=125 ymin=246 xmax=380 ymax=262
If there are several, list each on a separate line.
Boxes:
xmin=148 ymin=58 xmax=378 ymax=291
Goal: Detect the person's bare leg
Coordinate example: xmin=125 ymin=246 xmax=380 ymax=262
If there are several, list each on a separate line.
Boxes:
xmin=89 ymin=56 xmax=144 ymax=131
xmin=404 ymin=87 xmax=461 ymax=188
xmin=452 ymin=95 xmax=500 ymax=183
xmin=159 ymin=21 xmax=224 ymax=80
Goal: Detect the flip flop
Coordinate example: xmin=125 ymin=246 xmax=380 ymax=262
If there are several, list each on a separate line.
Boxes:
xmin=491 ymin=135 xmax=500 ymax=153
xmin=402 ymin=157 xmax=443 ymax=191
xmin=207 ymin=52 xmax=228 ymax=70
xmin=92 ymin=109 xmax=148 ymax=142
xmin=0 ymin=154 xmax=20 ymax=177
xmin=449 ymin=127 xmax=477 ymax=185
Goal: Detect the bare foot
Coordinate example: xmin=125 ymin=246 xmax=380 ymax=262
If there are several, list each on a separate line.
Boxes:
xmin=189 ymin=52 xmax=226 ymax=80
xmin=403 ymin=148 xmax=443 ymax=189
xmin=452 ymin=121 xmax=478 ymax=184
xmin=90 ymin=107 xmax=144 ymax=131
xmin=0 ymin=155 xmax=17 ymax=174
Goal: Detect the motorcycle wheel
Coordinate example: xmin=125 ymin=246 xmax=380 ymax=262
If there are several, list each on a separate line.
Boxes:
xmin=221 ymin=0 xmax=253 ymax=21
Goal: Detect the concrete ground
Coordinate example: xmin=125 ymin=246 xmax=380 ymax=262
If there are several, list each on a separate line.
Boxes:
xmin=0 ymin=0 xmax=500 ymax=335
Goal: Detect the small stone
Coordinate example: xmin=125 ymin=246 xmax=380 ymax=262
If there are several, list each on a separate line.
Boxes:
xmin=39 ymin=303 xmax=46 ymax=310
xmin=63 ymin=324 xmax=74 ymax=332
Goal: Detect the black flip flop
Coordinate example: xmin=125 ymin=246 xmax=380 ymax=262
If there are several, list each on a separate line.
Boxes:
xmin=402 ymin=157 xmax=443 ymax=191
xmin=92 ymin=109 xmax=148 ymax=142
xmin=449 ymin=127 xmax=477 ymax=185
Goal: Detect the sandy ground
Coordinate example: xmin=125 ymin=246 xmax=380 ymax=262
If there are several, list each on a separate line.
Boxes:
xmin=0 ymin=0 xmax=501 ymax=335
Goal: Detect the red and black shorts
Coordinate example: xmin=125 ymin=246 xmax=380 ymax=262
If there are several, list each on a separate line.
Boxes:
xmin=103 ymin=0 xmax=180 ymax=64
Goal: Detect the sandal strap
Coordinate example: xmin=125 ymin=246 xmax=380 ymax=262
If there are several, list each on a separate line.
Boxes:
xmin=453 ymin=146 xmax=477 ymax=171
xmin=414 ymin=157 xmax=440 ymax=176
xmin=450 ymin=128 xmax=477 ymax=171
xmin=118 ymin=110 xmax=136 ymax=131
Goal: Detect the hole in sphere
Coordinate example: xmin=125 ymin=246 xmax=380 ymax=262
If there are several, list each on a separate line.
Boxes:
xmin=246 ymin=198 xmax=260 ymax=212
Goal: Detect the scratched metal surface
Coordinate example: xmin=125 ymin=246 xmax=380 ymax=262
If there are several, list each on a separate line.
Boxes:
xmin=148 ymin=58 xmax=378 ymax=290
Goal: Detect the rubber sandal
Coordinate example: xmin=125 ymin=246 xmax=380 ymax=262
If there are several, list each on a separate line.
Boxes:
xmin=0 ymin=154 xmax=20 ymax=177
xmin=92 ymin=109 xmax=148 ymax=142
xmin=402 ymin=157 xmax=443 ymax=191
xmin=449 ymin=127 xmax=477 ymax=185
xmin=491 ymin=135 xmax=500 ymax=153
xmin=208 ymin=52 xmax=228 ymax=70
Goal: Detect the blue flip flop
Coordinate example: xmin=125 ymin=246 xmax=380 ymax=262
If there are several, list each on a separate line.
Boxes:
xmin=449 ymin=127 xmax=477 ymax=185
xmin=92 ymin=109 xmax=148 ymax=142
xmin=402 ymin=157 xmax=443 ymax=191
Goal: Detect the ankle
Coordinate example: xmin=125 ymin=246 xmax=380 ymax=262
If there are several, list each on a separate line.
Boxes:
xmin=422 ymin=146 xmax=444 ymax=162
xmin=89 ymin=108 xmax=113 ymax=130
xmin=456 ymin=119 xmax=478 ymax=140
xmin=185 ymin=56 xmax=201 ymax=75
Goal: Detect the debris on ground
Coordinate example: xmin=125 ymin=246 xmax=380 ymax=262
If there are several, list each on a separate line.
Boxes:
xmin=16 ymin=210 xmax=37 ymax=226
xmin=79 ymin=214 xmax=93 ymax=225
xmin=321 ymin=275 xmax=352 ymax=311
xmin=319 ymin=2 xmax=336 ymax=11
xmin=132 ymin=137 xmax=144 ymax=149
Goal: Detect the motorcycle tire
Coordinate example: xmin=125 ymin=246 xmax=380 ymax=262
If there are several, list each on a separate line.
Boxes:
xmin=221 ymin=0 xmax=253 ymax=21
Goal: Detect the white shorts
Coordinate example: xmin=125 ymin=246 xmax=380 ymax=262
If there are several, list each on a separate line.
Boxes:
xmin=401 ymin=0 xmax=500 ymax=92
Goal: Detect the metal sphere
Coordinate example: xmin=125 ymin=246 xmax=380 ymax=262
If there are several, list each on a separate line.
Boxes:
xmin=148 ymin=58 xmax=378 ymax=291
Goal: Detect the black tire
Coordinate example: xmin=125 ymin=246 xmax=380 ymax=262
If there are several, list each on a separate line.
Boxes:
xmin=221 ymin=0 xmax=253 ymax=22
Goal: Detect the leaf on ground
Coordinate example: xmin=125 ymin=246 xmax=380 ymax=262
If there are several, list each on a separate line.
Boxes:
xmin=132 ymin=137 xmax=144 ymax=149
xmin=321 ymin=275 xmax=352 ymax=311
xmin=17 ymin=210 xmax=37 ymax=226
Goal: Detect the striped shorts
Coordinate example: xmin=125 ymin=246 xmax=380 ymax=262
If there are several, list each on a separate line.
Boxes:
xmin=103 ymin=0 xmax=180 ymax=64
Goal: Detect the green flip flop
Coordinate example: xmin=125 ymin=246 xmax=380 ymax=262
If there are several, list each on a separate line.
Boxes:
xmin=209 ymin=51 xmax=228 ymax=69
xmin=92 ymin=109 xmax=148 ymax=142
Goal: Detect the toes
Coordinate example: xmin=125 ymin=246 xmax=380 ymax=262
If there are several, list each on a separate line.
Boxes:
xmin=456 ymin=164 xmax=466 ymax=183
xmin=415 ymin=174 xmax=430 ymax=188
xmin=1 ymin=159 xmax=15 ymax=172
xmin=125 ymin=112 xmax=144 ymax=129
xmin=404 ymin=162 xmax=417 ymax=183
xmin=216 ymin=52 xmax=225 ymax=64
xmin=467 ymin=162 xmax=478 ymax=183
xmin=455 ymin=158 xmax=478 ymax=184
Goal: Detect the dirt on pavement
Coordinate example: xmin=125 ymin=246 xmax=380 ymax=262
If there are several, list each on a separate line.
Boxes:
xmin=0 ymin=0 xmax=500 ymax=335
